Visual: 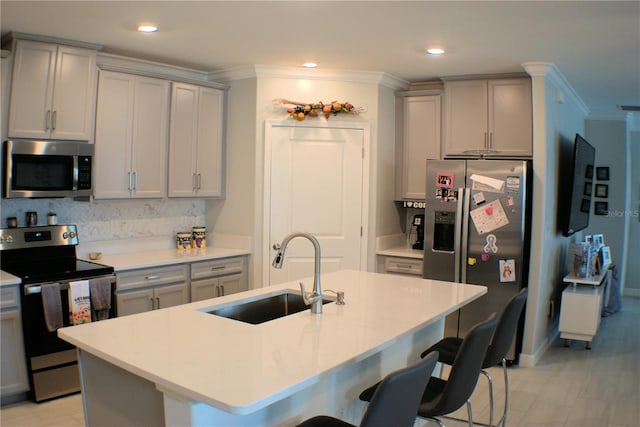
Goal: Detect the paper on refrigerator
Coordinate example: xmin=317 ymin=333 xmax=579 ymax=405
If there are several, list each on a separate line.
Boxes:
xmin=470 ymin=199 xmax=510 ymax=234
xmin=470 ymin=174 xmax=505 ymax=193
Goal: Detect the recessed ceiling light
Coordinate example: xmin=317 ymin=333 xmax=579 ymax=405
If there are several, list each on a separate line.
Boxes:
xmin=303 ymin=62 xmax=318 ymax=68
xmin=138 ymin=24 xmax=158 ymax=33
xmin=426 ymin=47 xmax=445 ymax=56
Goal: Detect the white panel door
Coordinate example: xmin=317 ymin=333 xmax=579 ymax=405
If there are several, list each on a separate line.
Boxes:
xmin=268 ymin=125 xmax=364 ymax=286
xmin=168 ymin=82 xmax=198 ymax=197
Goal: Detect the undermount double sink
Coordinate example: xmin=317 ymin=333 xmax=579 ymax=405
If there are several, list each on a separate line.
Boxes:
xmin=207 ymin=291 xmax=333 ymax=325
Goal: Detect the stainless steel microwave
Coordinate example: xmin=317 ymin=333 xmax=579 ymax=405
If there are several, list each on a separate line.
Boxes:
xmin=3 ymin=140 xmax=94 ymax=198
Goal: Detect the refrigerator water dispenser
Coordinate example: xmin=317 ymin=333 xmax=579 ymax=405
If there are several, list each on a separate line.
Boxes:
xmin=433 ymin=211 xmax=455 ymax=251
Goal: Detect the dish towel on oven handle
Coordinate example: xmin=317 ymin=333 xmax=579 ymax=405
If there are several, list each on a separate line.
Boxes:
xmin=68 ymin=280 xmax=92 ymax=325
xmin=41 ymin=283 xmax=63 ymax=332
xmin=89 ymin=277 xmax=112 ymax=321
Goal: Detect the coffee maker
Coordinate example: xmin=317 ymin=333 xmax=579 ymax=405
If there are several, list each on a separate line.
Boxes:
xmin=412 ymin=214 xmax=425 ymax=250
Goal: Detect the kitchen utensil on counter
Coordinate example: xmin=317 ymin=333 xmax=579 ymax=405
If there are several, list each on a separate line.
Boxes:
xmin=48 ymin=213 xmax=58 ymax=225
xmin=26 ymin=211 xmax=38 ymax=226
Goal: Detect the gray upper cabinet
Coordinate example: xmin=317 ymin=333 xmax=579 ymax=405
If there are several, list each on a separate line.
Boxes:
xmin=94 ymin=71 xmax=170 ymax=199
xmin=442 ymin=78 xmax=532 ymax=158
xmin=168 ymin=82 xmax=225 ymax=198
xmin=8 ymin=40 xmax=97 ymax=140
xmin=397 ymin=94 xmax=441 ymax=200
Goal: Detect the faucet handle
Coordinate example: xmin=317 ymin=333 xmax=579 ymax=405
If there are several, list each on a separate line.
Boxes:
xmin=324 ymin=289 xmax=345 ymax=305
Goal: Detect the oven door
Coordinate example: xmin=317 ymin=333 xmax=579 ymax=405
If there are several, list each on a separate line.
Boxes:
xmin=21 ymin=276 xmax=116 ymax=402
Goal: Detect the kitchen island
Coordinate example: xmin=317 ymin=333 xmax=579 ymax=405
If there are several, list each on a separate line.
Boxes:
xmin=59 ymin=270 xmax=486 ymax=426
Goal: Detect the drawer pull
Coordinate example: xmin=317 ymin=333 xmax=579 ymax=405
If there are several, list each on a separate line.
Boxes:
xmin=145 ymin=275 xmax=161 ymax=280
xmin=396 ymin=264 xmax=414 ymax=269
xmin=210 ymin=266 xmax=226 ymax=271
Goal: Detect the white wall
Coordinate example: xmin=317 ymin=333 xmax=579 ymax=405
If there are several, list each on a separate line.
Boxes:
xmin=207 ymin=66 xmax=405 ymax=288
xmin=624 ymin=122 xmax=640 ymax=295
xmin=584 ymin=117 xmax=629 ymax=291
xmin=520 ymin=63 xmax=588 ymax=367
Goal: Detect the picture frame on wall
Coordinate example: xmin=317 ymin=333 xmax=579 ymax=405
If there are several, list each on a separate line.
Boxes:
xmin=594 ymin=201 xmax=608 ymax=215
xmin=595 ymin=184 xmax=608 ymax=198
xmin=585 ymin=165 xmax=594 ymax=179
xmin=596 ymin=166 xmax=609 ymax=181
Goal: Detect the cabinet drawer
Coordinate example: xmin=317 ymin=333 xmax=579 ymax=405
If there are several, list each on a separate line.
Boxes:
xmin=0 ymin=286 xmax=20 ymax=310
xmin=116 ymin=264 xmax=187 ymax=291
xmin=191 ymin=257 xmax=244 ymax=280
xmin=385 ymin=257 xmax=423 ymax=276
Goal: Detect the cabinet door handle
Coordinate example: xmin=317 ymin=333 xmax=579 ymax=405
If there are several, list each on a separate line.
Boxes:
xmin=489 ymin=132 xmax=493 ymax=150
xmin=150 ymin=297 xmax=155 ymax=310
xmin=45 ymin=110 xmax=51 ymax=130
xmin=484 ymin=132 xmax=488 ymax=150
xmin=145 ymin=275 xmax=161 ymax=280
xmin=128 ymin=171 xmax=132 ymax=190
xmin=396 ymin=263 xmax=414 ymax=270
xmin=215 ymin=286 xmax=220 ymax=297
xmin=156 ymin=297 xmax=160 ymax=309
xmin=197 ymin=173 xmax=202 ymax=190
xmin=132 ymin=171 xmax=137 ymax=190
xmin=220 ymin=285 xmax=225 ymax=296
xmin=192 ymin=173 xmax=197 ymax=190
xmin=52 ymin=110 xmax=57 ymax=130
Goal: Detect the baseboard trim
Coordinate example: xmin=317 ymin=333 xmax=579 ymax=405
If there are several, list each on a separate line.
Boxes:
xmin=623 ymin=288 xmax=640 ymax=297
xmin=518 ymin=329 xmax=559 ymax=368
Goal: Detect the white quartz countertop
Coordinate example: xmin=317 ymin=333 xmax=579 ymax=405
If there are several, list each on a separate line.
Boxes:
xmin=376 ymin=245 xmax=424 ymax=259
xmin=85 ymin=247 xmax=251 ymax=272
xmin=59 ymin=270 xmax=486 ymax=415
xmin=0 ymin=271 xmax=21 ymax=287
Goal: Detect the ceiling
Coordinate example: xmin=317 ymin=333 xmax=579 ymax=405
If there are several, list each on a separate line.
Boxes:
xmin=1 ymin=1 xmax=639 ymax=114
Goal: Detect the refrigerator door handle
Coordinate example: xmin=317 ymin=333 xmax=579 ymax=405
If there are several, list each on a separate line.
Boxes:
xmin=460 ymin=187 xmax=471 ymax=284
xmin=453 ymin=187 xmax=465 ymax=283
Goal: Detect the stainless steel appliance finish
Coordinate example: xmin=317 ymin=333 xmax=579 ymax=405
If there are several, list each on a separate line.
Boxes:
xmin=0 ymin=225 xmax=115 ymax=402
xmin=423 ymin=159 xmax=531 ymax=362
xmin=3 ymin=139 xmax=93 ymax=198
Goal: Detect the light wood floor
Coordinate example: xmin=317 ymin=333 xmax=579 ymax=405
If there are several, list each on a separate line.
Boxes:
xmin=2 ymin=297 xmax=638 ymax=427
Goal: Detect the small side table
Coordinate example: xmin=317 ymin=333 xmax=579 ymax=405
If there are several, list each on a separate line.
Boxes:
xmin=559 ymin=266 xmax=611 ymax=349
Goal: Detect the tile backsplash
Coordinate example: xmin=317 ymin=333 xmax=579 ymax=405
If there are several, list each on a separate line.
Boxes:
xmin=0 ymin=198 xmax=206 ymax=243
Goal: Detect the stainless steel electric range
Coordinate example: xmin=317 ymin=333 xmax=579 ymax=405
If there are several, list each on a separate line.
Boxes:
xmin=0 ymin=225 xmax=115 ymax=402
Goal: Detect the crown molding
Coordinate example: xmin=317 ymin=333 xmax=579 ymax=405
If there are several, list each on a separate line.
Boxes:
xmin=521 ymin=61 xmax=589 ymax=116
xmin=208 ymin=64 xmax=408 ymax=90
xmin=97 ymin=53 xmax=227 ymax=90
xmin=2 ymin=32 xmax=102 ymax=51
xmin=586 ymin=111 xmax=630 ymax=122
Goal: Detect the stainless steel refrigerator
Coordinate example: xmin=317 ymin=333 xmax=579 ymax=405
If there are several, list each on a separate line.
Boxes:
xmin=423 ymin=159 xmax=531 ymax=362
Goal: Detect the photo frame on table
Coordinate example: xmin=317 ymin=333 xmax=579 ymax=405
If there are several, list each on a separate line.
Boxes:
xmin=595 ymin=184 xmax=608 ymax=198
xmin=593 ymin=234 xmax=604 ymax=248
xmin=601 ymin=246 xmax=612 ymax=266
xmin=596 ymin=166 xmax=609 ymax=181
xmin=594 ymin=201 xmax=608 ymax=216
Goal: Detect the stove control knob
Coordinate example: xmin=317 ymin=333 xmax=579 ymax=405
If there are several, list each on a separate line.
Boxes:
xmin=69 ymin=231 xmax=77 ymax=239
xmin=63 ymin=232 xmax=69 ymax=239
xmin=3 ymin=235 xmax=13 ymax=243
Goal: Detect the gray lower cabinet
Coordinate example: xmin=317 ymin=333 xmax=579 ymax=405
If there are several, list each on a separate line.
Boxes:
xmin=1 ymin=285 xmax=29 ymax=398
xmin=190 ymin=257 xmax=248 ymax=302
xmin=116 ymin=265 xmax=188 ymax=317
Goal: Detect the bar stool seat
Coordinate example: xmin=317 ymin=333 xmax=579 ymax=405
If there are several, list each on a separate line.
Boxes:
xmin=298 ymin=351 xmax=439 ymax=427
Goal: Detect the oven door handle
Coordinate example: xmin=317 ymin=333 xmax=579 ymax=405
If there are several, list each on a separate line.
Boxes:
xmin=24 ymin=276 xmax=116 ymax=295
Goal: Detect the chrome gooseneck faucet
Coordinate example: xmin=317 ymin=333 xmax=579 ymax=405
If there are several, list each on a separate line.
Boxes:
xmin=272 ymin=231 xmax=323 ymax=314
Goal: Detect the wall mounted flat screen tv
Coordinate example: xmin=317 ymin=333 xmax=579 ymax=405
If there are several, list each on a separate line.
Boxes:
xmin=562 ymin=134 xmax=596 ymax=237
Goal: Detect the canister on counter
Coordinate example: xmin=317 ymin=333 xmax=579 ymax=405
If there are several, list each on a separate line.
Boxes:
xmin=176 ymin=232 xmax=192 ymax=254
xmin=192 ymin=227 xmax=206 ymax=249
xmin=26 ymin=211 xmax=38 ymax=226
